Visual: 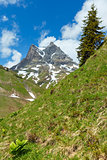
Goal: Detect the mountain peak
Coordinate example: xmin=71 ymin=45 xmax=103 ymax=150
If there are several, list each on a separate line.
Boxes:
xmin=31 ymin=44 xmax=37 ymax=48
xmin=11 ymin=43 xmax=78 ymax=87
xmin=28 ymin=44 xmax=39 ymax=53
xmin=26 ymin=44 xmax=43 ymax=60
xmin=49 ymin=42 xmax=55 ymax=46
xmin=43 ymin=42 xmax=60 ymax=54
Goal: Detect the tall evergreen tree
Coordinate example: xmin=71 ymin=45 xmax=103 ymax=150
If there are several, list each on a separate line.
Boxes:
xmin=77 ymin=4 xmax=105 ymax=67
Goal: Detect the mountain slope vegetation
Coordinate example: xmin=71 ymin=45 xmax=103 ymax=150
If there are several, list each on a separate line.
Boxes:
xmin=0 ymin=38 xmax=107 ymax=159
xmin=0 ymin=66 xmax=44 ymax=118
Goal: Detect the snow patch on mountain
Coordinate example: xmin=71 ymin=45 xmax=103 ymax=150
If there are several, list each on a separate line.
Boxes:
xmin=26 ymin=72 xmax=40 ymax=84
xmin=18 ymin=70 xmax=28 ymax=78
xmin=40 ymin=83 xmax=44 ymax=87
xmin=25 ymin=88 xmax=36 ymax=101
xmin=26 ymin=98 xmax=35 ymax=102
xmin=46 ymin=82 xmax=51 ymax=89
xmin=51 ymin=70 xmax=61 ymax=82
xmin=31 ymin=67 xmax=39 ymax=71
xmin=73 ymin=64 xmax=79 ymax=68
xmin=33 ymin=73 xmax=40 ymax=84
xmin=36 ymin=47 xmax=45 ymax=58
xmin=51 ymin=52 xmax=56 ymax=59
xmin=22 ymin=68 xmax=28 ymax=71
xmin=27 ymin=72 xmax=34 ymax=79
xmin=10 ymin=93 xmax=20 ymax=98
xmin=60 ymin=64 xmax=73 ymax=72
xmin=41 ymin=51 xmax=45 ymax=58
xmin=48 ymin=63 xmax=55 ymax=70
xmin=28 ymin=91 xmax=36 ymax=99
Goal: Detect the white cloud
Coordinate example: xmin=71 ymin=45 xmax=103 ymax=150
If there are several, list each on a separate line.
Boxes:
xmin=39 ymin=30 xmax=49 ymax=41
xmin=38 ymin=30 xmax=56 ymax=49
xmin=11 ymin=14 xmax=16 ymax=19
xmin=39 ymin=36 xmax=56 ymax=48
xmin=38 ymin=0 xmax=107 ymax=63
xmin=61 ymin=0 xmax=107 ymax=40
xmin=0 ymin=29 xmax=18 ymax=58
xmin=34 ymin=26 xmax=38 ymax=31
xmin=12 ymin=21 xmax=19 ymax=32
xmin=38 ymin=30 xmax=56 ymax=48
xmin=0 ymin=0 xmax=20 ymax=6
xmin=55 ymin=39 xmax=80 ymax=63
xmin=5 ymin=49 xmax=22 ymax=68
xmin=41 ymin=21 xmax=46 ymax=28
xmin=1 ymin=15 xmax=8 ymax=22
xmin=0 ymin=0 xmax=26 ymax=7
xmin=61 ymin=23 xmax=81 ymax=40
xmin=73 ymin=0 xmax=107 ymax=34
xmin=1 ymin=48 xmax=12 ymax=58
xmin=34 ymin=21 xmax=46 ymax=31
xmin=94 ymin=0 xmax=107 ymax=31
xmin=0 ymin=29 xmax=22 ymax=68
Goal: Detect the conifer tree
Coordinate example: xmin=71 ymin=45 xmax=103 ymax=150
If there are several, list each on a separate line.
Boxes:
xmin=77 ymin=4 xmax=105 ymax=67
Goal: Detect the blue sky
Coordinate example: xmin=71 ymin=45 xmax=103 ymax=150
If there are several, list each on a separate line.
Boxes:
xmin=0 ymin=0 xmax=107 ymax=68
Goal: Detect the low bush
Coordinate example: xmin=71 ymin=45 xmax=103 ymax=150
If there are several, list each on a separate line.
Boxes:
xmin=10 ymin=139 xmax=28 ymax=155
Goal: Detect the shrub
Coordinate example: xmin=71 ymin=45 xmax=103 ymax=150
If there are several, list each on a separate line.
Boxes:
xmin=10 ymin=139 xmax=28 ymax=155
xmin=10 ymin=111 xmax=18 ymax=117
xmin=0 ymin=118 xmax=3 ymax=122
xmin=2 ymin=128 xmax=6 ymax=137
xmin=2 ymin=128 xmax=6 ymax=134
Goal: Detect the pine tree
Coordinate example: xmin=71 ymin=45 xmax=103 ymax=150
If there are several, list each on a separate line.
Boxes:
xmin=77 ymin=4 xmax=105 ymax=67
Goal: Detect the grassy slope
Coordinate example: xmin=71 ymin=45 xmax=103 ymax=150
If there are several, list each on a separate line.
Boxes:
xmin=0 ymin=67 xmax=44 ymax=118
xmin=0 ymin=39 xmax=107 ymax=160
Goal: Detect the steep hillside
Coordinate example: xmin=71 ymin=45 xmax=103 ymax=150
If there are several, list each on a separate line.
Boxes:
xmin=0 ymin=66 xmax=44 ymax=118
xmin=12 ymin=42 xmax=78 ymax=88
xmin=0 ymin=39 xmax=107 ymax=159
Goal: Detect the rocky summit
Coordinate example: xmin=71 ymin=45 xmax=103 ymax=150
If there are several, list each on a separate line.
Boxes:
xmin=11 ymin=42 xmax=78 ymax=88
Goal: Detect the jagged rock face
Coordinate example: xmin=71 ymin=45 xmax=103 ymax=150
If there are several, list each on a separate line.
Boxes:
xmin=43 ymin=42 xmax=72 ymax=66
xmin=26 ymin=45 xmax=43 ymax=61
xmin=12 ymin=45 xmax=44 ymax=70
xmin=11 ymin=42 xmax=78 ymax=88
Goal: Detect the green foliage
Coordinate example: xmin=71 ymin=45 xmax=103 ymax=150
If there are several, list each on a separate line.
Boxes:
xmin=2 ymin=128 xmax=6 ymax=134
xmin=77 ymin=4 xmax=105 ymax=66
xmin=0 ymin=118 xmax=3 ymax=122
xmin=1 ymin=128 xmax=6 ymax=137
xmin=10 ymin=139 xmax=28 ymax=155
xmin=10 ymin=111 xmax=19 ymax=118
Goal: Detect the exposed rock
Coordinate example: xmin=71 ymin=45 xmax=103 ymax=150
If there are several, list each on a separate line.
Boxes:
xmin=11 ymin=42 xmax=78 ymax=88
